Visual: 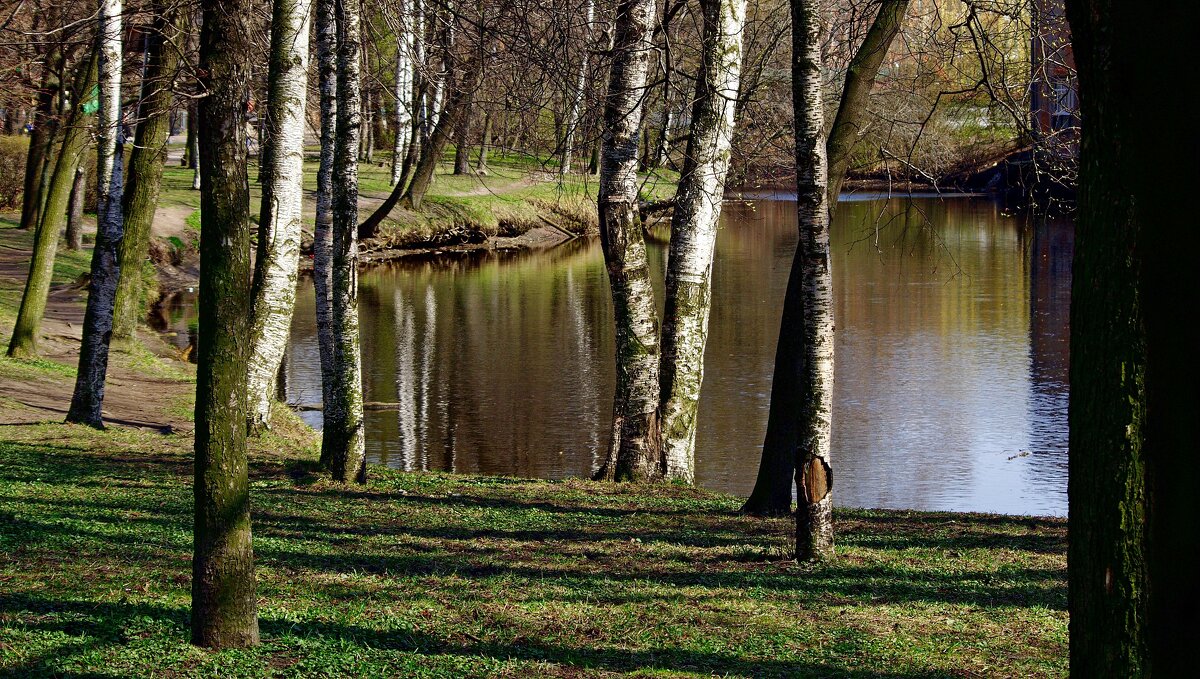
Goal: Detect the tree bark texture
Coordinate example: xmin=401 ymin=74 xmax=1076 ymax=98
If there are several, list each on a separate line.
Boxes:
xmin=66 ymin=166 xmax=86 ymax=250
xmin=246 ymin=0 xmax=311 ymax=432
xmin=560 ymin=0 xmax=595 ymax=174
xmin=191 ymin=0 xmax=260 ymax=648
xmin=113 ymin=2 xmax=184 ymax=341
xmin=18 ymin=18 xmax=63 ymax=233
xmin=66 ymin=0 xmax=124 ymax=427
xmin=314 ymin=0 xmax=339 ymax=468
xmin=1066 ymin=0 xmax=1200 ymax=674
xmin=389 ymin=0 xmax=415 ymax=185
xmin=743 ymin=0 xmax=908 ymax=515
xmin=594 ymin=0 xmax=662 ymax=482
xmin=7 ymin=55 xmax=97 ymax=359
xmin=658 ymin=0 xmax=746 ymax=483
xmin=323 ymin=0 xmax=367 ymax=483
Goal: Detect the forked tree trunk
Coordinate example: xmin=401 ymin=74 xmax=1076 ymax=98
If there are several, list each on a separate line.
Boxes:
xmin=7 ymin=55 xmax=97 ymax=359
xmin=593 ymin=0 xmax=662 ymax=482
xmin=324 ymin=0 xmax=368 ymax=483
xmin=743 ymin=0 xmax=909 ymax=515
xmin=113 ymin=2 xmax=185 ymax=341
xmin=390 ymin=0 xmax=415 ymax=185
xmin=402 ymin=60 xmax=481 ymax=210
xmin=784 ymin=0 xmax=834 ymax=562
xmin=66 ymin=0 xmax=125 ymax=427
xmin=191 ymin=0 xmax=259 ymax=649
xmin=559 ymin=0 xmax=594 ymax=174
xmin=314 ymin=0 xmax=339 ymax=468
xmin=658 ymin=0 xmax=746 ymax=482
xmin=245 ymin=0 xmax=311 ymax=433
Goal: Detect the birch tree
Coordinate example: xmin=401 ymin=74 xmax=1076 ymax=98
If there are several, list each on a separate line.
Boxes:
xmin=113 ymin=1 xmax=185 ymax=341
xmin=65 ymin=0 xmax=124 ymax=427
xmin=246 ymin=0 xmax=311 ymax=432
xmin=314 ymin=0 xmax=339 ymax=468
xmin=7 ymin=54 xmax=97 ymax=359
xmin=323 ymin=0 xmax=368 ymax=483
xmin=192 ymin=0 xmax=259 ymax=648
xmin=390 ymin=0 xmax=415 ymax=186
xmin=593 ymin=0 xmax=662 ymax=482
xmin=657 ymin=0 xmax=747 ymax=482
xmin=559 ymin=0 xmax=594 ymax=175
xmin=743 ymin=0 xmax=910 ymax=516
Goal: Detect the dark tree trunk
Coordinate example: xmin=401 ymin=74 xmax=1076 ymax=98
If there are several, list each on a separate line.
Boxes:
xmin=191 ymin=0 xmax=259 ymax=648
xmin=402 ymin=60 xmax=481 ymax=210
xmin=452 ymin=91 xmax=474 ymax=175
xmin=1066 ymin=0 xmax=1200 ymax=674
xmin=113 ymin=2 xmax=184 ymax=341
xmin=66 ymin=166 xmax=86 ymax=250
xmin=19 ymin=23 xmax=64 ymax=232
xmin=314 ymin=0 xmax=338 ymax=468
xmin=475 ymin=109 xmax=491 ymax=174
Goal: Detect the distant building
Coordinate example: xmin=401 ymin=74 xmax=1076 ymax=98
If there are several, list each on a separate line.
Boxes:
xmin=1030 ymin=0 xmax=1078 ymax=155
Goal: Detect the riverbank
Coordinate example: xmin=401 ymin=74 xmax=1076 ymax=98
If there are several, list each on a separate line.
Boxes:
xmin=0 ymin=222 xmax=1067 ymax=677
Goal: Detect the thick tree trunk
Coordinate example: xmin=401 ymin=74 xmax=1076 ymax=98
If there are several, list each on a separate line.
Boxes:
xmin=559 ymin=0 xmax=594 ymax=174
xmin=1066 ymin=1 xmax=1200 ymax=674
xmin=451 ymin=89 xmax=474 ymax=175
xmin=191 ymin=0 xmax=259 ymax=649
xmin=245 ymin=0 xmax=311 ymax=433
xmin=66 ymin=166 xmax=86 ymax=250
xmin=783 ymin=0 xmax=835 ymax=562
xmin=389 ymin=0 xmax=415 ymax=186
xmin=113 ymin=2 xmax=184 ymax=341
xmin=314 ymin=0 xmax=339 ymax=469
xmin=657 ymin=0 xmax=746 ymax=482
xmin=7 ymin=56 xmax=98 ymax=359
xmin=323 ymin=0 xmax=367 ymax=483
xmin=593 ymin=0 xmax=662 ymax=482
xmin=66 ymin=0 xmax=125 ymax=427
xmin=743 ymin=0 xmax=908 ymax=515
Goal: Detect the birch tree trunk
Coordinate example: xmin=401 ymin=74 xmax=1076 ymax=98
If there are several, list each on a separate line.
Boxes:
xmin=191 ymin=0 xmax=259 ymax=648
xmin=314 ymin=0 xmax=339 ymax=468
xmin=658 ymin=0 xmax=746 ymax=482
xmin=113 ymin=2 xmax=184 ymax=341
xmin=390 ymin=0 xmax=414 ymax=185
xmin=66 ymin=0 xmax=125 ymax=427
xmin=245 ymin=0 xmax=311 ymax=433
xmin=559 ymin=0 xmax=594 ymax=174
xmin=786 ymin=0 xmax=834 ymax=561
xmin=593 ymin=0 xmax=662 ymax=482
xmin=743 ymin=0 xmax=908 ymax=515
xmin=324 ymin=0 xmax=367 ymax=483
xmin=7 ymin=55 xmax=97 ymax=359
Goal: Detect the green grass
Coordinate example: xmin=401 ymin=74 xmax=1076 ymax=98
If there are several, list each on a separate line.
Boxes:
xmin=0 ymin=415 xmax=1068 ymax=677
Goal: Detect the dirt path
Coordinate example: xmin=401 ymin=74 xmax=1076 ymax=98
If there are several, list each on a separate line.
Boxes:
xmin=0 ymin=222 xmax=194 ymax=432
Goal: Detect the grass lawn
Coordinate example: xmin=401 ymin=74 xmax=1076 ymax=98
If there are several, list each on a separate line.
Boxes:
xmin=0 ymin=413 xmax=1067 ymax=677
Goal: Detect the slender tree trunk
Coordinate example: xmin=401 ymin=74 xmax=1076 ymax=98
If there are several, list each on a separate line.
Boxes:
xmin=18 ymin=11 xmax=63 ymax=232
xmin=402 ymin=60 xmax=480 ymax=210
xmin=245 ymin=0 xmax=311 ymax=433
xmin=314 ymin=0 xmax=339 ymax=469
xmin=743 ymin=0 xmax=908 ymax=515
xmin=191 ymin=0 xmax=259 ymax=648
xmin=7 ymin=56 xmax=98 ymax=359
xmin=66 ymin=166 xmax=86 ymax=250
xmin=323 ymin=0 xmax=367 ymax=483
xmin=1065 ymin=1 xmax=1200 ymax=674
xmin=560 ymin=0 xmax=594 ymax=174
xmin=451 ymin=88 xmax=474 ymax=175
xmin=66 ymin=0 xmax=125 ymax=427
xmin=113 ymin=2 xmax=185 ymax=341
xmin=593 ymin=0 xmax=662 ymax=482
xmin=390 ymin=0 xmax=415 ymax=185
xmin=359 ymin=39 xmax=374 ymax=162
xmin=783 ymin=0 xmax=834 ymax=562
xmin=475 ymin=109 xmax=491 ymax=174
xmin=658 ymin=0 xmax=746 ymax=482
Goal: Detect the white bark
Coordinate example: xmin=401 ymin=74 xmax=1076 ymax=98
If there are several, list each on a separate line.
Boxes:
xmin=314 ymin=0 xmax=338 ymax=468
xmin=95 ymin=0 xmax=122 ymax=224
xmin=246 ymin=0 xmax=311 ymax=432
xmin=325 ymin=0 xmax=367 ymax=482
xmin=560 ymin=0 xmax=594 ymax=174
xmin=791 ymin=0 xmax=834 ymax=561
xmin=390 ymin=0 xmax=415 ymax=185
xmin=659 ymin=0 xmax=747 ymax=482
xmin=594 ymin=0 xmax=662 ymax=481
